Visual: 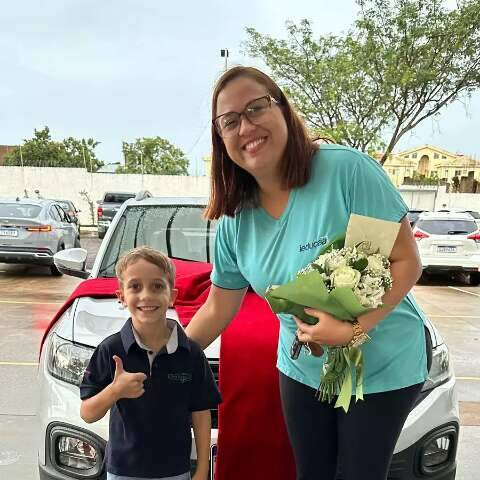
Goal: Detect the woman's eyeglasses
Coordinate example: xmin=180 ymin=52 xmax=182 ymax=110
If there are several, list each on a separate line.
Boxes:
xmin=213 ymin=95 xmax=280 ymax=138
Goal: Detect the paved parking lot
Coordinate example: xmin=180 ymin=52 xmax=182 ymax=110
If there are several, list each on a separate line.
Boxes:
xmin=0 ymin=231 xmax=480 ymax=479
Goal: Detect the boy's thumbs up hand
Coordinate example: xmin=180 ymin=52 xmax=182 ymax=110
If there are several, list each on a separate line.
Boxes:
xmin=112 ymin=355 xmax=147 ymax=400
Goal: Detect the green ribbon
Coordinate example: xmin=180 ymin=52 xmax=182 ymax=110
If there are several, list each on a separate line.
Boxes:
xmin=332 ymin=347 xmax=365 ymax=413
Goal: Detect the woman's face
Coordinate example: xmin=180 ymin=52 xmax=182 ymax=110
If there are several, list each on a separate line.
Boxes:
xmin=215 ymin=76 xmax=288 ymax=182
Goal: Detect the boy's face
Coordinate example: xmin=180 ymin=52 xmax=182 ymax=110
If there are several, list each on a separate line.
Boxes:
xmin=116 ymin=258 xmax=177 ymax=328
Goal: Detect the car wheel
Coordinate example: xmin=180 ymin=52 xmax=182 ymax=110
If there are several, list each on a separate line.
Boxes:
xmin=74 ymin=236 xmax=81 ymax=248
xmin=98 ymin=231 xmax=105 ymax=239
xmin=470 ymin=272 xmax=480 ymax=286
xmin=50 ymin=245 xmax=64 ymax=276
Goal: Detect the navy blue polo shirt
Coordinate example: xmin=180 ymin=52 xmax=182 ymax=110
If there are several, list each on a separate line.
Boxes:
xmin=80 ymin=318 xmax=221 ymax=478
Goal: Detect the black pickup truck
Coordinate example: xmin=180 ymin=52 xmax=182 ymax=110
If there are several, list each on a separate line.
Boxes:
xmin=96 ymin=192 xmax=136 ymax=238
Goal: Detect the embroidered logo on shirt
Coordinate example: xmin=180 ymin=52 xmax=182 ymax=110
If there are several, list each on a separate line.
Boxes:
xmin=168 ymin=373 xmax=192 ymax=383
xmin=299 ymin=236 xmax=327 ymax=252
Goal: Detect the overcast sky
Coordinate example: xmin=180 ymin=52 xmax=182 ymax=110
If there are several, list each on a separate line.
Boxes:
xmin=2 ymin=0 xmax=478 ymax=174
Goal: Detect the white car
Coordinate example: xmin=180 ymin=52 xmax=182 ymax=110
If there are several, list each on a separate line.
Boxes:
xmin=437 ymin=208 xmax=480 ymax=228
xmin=413 ymin=211 xmax=480 ymax=285
xmin=38 ymin=196 xmax=459 ymax=480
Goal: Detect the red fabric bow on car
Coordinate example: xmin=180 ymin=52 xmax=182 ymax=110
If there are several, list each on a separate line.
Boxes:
xmin=40 ymin=259 xmax=296 ymax=480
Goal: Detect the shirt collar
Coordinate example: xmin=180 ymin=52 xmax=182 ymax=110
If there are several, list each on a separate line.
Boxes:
xmin=120 ymin=318 xmax=190 ymax=354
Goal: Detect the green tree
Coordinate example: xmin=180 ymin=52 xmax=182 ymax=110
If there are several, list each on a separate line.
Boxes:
xmin=244 ymin=0 xmax=480 ymax=163
xmin=4 ymin=127 xmax=103 ymax=172
xmin=118 ymin=137 xmax=189 ymax=175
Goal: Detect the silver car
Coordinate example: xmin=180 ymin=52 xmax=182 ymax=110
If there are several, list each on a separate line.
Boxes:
xmin=0 ymin=197 xmax=80 ymax=275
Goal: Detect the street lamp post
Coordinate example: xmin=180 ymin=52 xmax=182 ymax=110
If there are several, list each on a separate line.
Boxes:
xmin=220 ymin=48 xmax=229 ymax=71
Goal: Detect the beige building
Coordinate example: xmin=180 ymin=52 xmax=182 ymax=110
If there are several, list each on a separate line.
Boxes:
xmin=382 ymin=145 xmax=480 ymax=187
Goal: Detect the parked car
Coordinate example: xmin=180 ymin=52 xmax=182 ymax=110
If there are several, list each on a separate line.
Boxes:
xmin=407 ymin=209 xmax=428 ymax=227
xmin=38 ymin=196 xmax=459 ymax=480
xmin=0 ymin=198 xmax=80 ymax=275
xmin=54 ymin=200 xmax=81 ymax=233
xmin=414 ymin=211 xmax=480 ymax=285
xmin=96 ymin=191 xmax=136 ymax=239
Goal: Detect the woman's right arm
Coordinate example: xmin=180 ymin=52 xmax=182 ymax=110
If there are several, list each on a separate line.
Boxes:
xmin=186 ymin=284 xmax=247 ymax=349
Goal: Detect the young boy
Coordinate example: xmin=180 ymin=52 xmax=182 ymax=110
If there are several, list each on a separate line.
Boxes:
xmin=80 ymin=246 xmax=221 ymax=480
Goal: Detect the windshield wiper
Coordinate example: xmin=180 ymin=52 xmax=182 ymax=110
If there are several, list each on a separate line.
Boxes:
xmin=447 ymin=230 xmax=469 ymax=235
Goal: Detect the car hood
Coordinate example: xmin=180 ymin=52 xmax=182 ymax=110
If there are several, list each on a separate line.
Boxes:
xmin=72 ymin=297 xmax=221 ymax=360
xmin=69 ymin=297 xmax=439 ymax=361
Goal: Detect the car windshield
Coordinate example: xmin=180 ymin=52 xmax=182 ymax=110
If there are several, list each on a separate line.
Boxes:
xmin=416 ymin=219 xmax=477 ymax=235
xmin=466 ymin=211 xmax=480 ymax=219
xmin=104 ymin=193 xmax=135 ymax=203
xmin=0 ymin=203 xmax=42 ymax=218
xmin=98 ymin=204 xmax=216 ymax=277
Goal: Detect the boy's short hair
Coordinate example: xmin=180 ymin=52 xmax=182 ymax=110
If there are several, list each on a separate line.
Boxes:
xmin=115 ymin=246 xmax=175 ymax=289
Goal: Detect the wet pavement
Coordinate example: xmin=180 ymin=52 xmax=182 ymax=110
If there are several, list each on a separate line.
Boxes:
xmin=0 ymin=231 xmax=480 ymax=479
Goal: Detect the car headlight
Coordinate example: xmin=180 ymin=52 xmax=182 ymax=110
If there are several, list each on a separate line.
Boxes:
xmin=422 ymin=343 xmax=451 ymax=392
xmin=47 ymin=333 xmax=94 ymax=386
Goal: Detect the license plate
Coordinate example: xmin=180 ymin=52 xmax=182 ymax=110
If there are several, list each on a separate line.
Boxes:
xmin=438 ymin=246 xmax=457 ymax=253
xmin=0 ymin=229 xmax=18 ymax=237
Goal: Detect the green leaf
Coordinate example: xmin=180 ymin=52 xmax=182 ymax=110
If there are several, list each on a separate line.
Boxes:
xmin=352 ymin=257 xmax=368 ymax=271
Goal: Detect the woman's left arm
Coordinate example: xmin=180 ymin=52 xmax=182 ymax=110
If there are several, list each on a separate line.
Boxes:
xmin=355 ymin=216 xmax=422 ymax=333
xmin=295 ymin=217 xmax=422 ymax=346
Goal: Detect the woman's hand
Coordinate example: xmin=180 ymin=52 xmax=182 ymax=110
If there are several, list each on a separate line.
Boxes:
xmin=294 ymin=308 xmax=354 ymax=347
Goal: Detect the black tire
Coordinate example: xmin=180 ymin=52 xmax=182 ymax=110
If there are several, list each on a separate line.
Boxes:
xmin=50 ymin=245 xmax=64 ymax=276
xmin=470 ymin=272 xmax=480 ymax=286
xmin=98 ymin=231 xmax=105 ymax=239
xmin=74 ymin=236 xmax=81 ymax=248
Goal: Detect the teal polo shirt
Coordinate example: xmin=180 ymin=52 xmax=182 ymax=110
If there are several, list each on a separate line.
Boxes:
xmin=211 ymin=144 xmax=428 ymax=394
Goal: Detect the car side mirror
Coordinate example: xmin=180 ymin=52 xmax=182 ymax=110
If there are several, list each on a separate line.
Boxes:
xmin=53 ymin=248 xmax=90 ymax=279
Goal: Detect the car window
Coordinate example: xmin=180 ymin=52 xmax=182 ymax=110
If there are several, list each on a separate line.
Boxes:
xmin=466 ymin=211 xmax=480 ymax=219
xmin=103 ymin=193 xmax=135 ymax=203
xmin=0 ymin=203 xmax=42 ymax=218
xmin=416 ymin=219 xmax=477 ymax=235
xmin=49 ymin=206 xmax=62 ymax=222
xmin=54 ymin=205 xmax=69 ymax=222
xmin=98 ymin=205 xmax=216 ymax=277
xmin=57 ymin=201 xmax=70 ymax=211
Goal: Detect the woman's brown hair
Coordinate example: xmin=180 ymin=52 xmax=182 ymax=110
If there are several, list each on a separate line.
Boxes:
xmin=205 ymin=66 xmax=317 ymax=219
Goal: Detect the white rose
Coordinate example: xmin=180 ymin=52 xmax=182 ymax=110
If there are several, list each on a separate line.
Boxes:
xmin=367 ymin=254 xmax=386 ymax=274
xmin=325 ymin=255 xmax=347 ymax=272
xmin=330 ymin=266 xmax=361 ymax=289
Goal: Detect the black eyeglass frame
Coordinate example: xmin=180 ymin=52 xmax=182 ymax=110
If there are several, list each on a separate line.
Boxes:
xmin=212 ymin=95 xmax=280 ymax=138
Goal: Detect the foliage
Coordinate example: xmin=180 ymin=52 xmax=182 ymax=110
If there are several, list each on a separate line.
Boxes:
xmin=244 ymin=0 xmax=480 ymax=163
xmin=4 ymin=127 xmax=102 ymax=172
xmin=117 ymin=137 xmax=189 ymax=175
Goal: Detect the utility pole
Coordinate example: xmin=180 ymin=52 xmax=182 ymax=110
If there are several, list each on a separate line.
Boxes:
xmin=220 ymin=48 xmax=229 ymax=72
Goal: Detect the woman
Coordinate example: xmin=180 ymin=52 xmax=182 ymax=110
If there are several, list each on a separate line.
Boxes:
xmin=186 ymin=66 xmax=428 ymax=480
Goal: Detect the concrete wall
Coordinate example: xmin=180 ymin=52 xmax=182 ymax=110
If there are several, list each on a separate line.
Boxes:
xmin=2 ymin=167 xmax=480 ymax=225
xmin=399 ymin=185 xmax=480 ymax=212
xmin=0 ymin=167 xmax=209 ymax=225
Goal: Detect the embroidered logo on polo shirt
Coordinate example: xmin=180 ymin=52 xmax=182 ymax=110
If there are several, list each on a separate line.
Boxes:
xmin=168 ymin=373 xmax=192 ymax=383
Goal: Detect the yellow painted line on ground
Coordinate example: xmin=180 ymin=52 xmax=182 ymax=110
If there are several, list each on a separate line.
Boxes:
xmin=0 ymin=299 xmax=62 ymax=305
xmin=448 ymin=286 xmax=480 ymax=298
xmin=0 ymin=361 xmax=39 ymax=366
xmin=457 ymin=377 xmax=480 ymax=382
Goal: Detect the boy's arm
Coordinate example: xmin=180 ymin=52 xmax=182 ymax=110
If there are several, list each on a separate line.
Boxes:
xmin=191 ymin=410 xmax=212 ymax=480
xmin=80 ymin=355 xmax=147 ymax=424
xmin=80 ymin=383 xmax=120 ymax=423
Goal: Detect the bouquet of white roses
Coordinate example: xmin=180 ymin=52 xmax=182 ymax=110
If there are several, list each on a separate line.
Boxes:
xmin=265 ymin=215 xmax=401 ymax=412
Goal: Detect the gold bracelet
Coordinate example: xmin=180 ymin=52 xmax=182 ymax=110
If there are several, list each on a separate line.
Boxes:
xmin=347 ymin=320 xmax=370 ymax=348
